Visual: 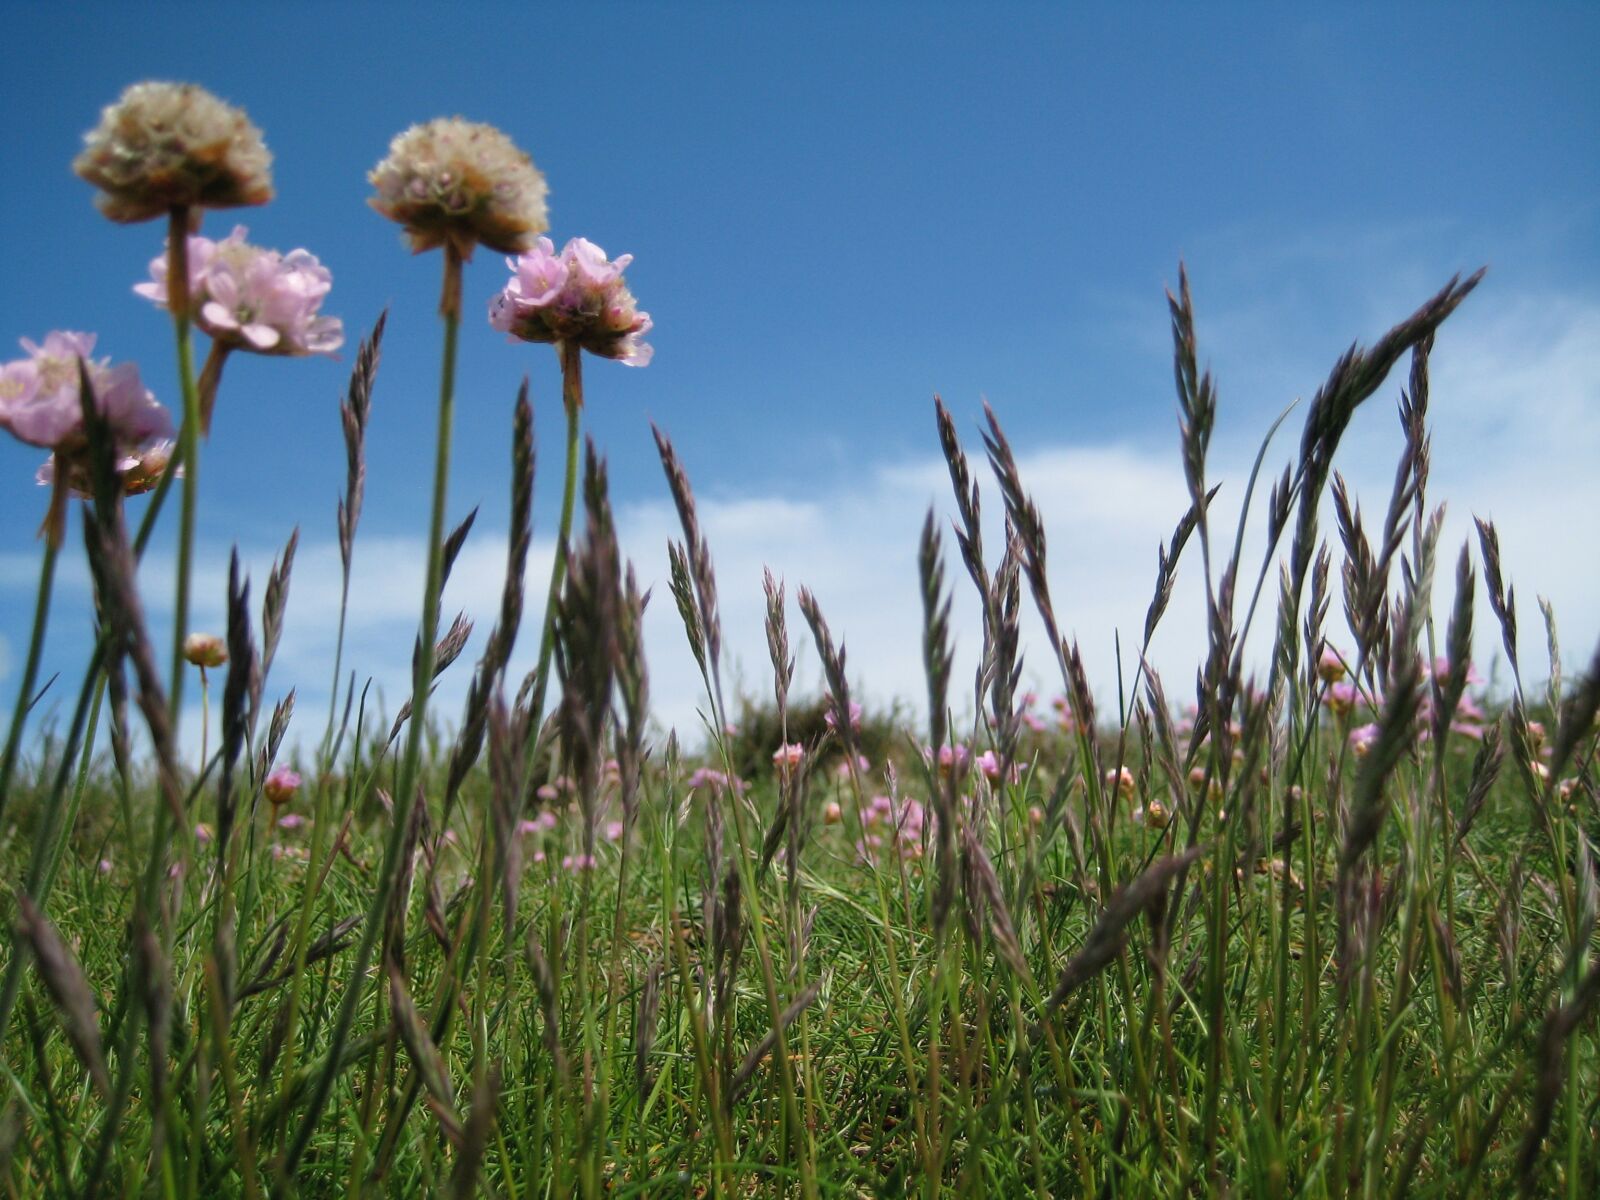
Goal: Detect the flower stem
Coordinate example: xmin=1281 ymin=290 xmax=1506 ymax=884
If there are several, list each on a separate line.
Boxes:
xmin=0 ymin=530 xmax=60 ymax=825
xmin=166 ymin=205 xmax=201 ymax=731
xmin=525 ymin=339 xmax=583 ymax=743
xmin=197 ymin=341 xmax=231 ymax=436
xmin=285 ymin=243 xmax=463 ymax=1173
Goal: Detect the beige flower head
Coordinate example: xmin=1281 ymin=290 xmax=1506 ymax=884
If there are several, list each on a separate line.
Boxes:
xmin=75 ymin=82 xmax=273 ymax=224
xmin=369 ymin=118 xmax=548 ymax=258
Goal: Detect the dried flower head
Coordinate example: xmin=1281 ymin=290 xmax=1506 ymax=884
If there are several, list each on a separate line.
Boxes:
xmin=369 ymin=118 xmax=548 ymax=257
xmin=490 ymin=236 xmax=653 ymax=365
xmin=182 ymin=632 xmax=227 ymax=668
xmin=75 ymin=82 xmax=272 ymax=224
xmin=135 ymin=225 xmax=343 ymax=356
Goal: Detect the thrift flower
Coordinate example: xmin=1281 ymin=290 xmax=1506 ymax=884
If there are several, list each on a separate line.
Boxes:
xmin=823 ymin=800 xmax=843 ymax=825
xmin=824 ymin=699 xmax=863 ymax=732
xmin=1317 ymin=646 xmax=1347 ymax=683
xmin=264 ymin=765 xmax=302 ymax=807
xmin=1 ymin=334 xmax=173 ymax=523
xmin=1325 ymin=681 xmax=1358 ymax=716
xmin=182 ymin=633 xmax=227 ymax=668
xmin=75 ymin=82 xmax=272 ymax=224
xmin=490 ymin=236 xmax=653 ymax=366
xmin=136 ymin=226 xmax=343 ymax=356
xmin=369 ymin=118 xmax=548 ymax=257
xmin=276 ymin=813 xmax=307 ymax=831
xmin=1348 ymin=723 xmax=1380 ymax=758
xmin=1105 ymin=766 xmax=1136 ymax=801
xmin=772 ymin=743 xmax=805 ymax=773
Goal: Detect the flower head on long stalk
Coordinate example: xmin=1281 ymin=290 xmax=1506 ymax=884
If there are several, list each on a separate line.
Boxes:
xmin=135 ymin=226 xmax=343 ymax=356
xmin=74 ymin=81 xmax=272 ymax=225
xmin=369 ymin=117 xmax=548 ymax=259
xmin=490 ymin=236 xmax=653 ymax=367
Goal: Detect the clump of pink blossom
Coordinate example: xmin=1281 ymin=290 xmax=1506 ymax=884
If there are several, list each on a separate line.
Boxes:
xmin=0 ymin=332 xmax=170 ymax=456
xmin=489 ymin=236 xmax=652 ymax=366
xmin=136 ymin=225 xmax=343 ymax=358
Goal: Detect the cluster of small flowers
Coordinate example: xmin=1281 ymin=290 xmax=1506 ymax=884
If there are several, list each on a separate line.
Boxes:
xmin=136 ymin=226 xmax=343 ymax=358
xmin=489 ymin=236 xmax=653 ymax=365
xmin=823 ymin=699 xmax=863 ymax=732
xmin=0 ymin=332 xmax=172 ymax=498
xmin=688 ymin=766 xmax=748 ymax=795
xmin=856 ymin=794 xmax=927 ymax=865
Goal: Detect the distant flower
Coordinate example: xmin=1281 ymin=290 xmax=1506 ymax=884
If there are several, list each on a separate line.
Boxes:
xmin=823 ymin=800 xmax=843 ymax=825
xmin=824 ymin=699 xmax=863 ymax=732
xmin=369 ymin=118 xmax=547 ymax=257
xmin=276 ymin=813 xmax=306 ymax=831
xmin=1028 ymin=805 xmax=1044 ymax=828
xmin=264 ymin=765 xmax=302 ymax=807
xmin=98 ymin=858 xmax=113 ymax=874
xmin=932 ymin=744 xmax=970 ymax=776
xmin=490 ymin=236 xmax=653 ymax=366
xmin=772 ymin=743 xmax=804 ymax=772
xmin=1317 ymin=646 xmax=1347 ymax=683
xmin=1348 ymin=723 xmax=1380 ymax=758
xmin=75 ymin=82 xmax=272 ymax=224
xmin=1105 ymin=766 xmax=1136 ymax=801
xmin=688 ymin=767 xmax=746 ymax=795
xmin=561 ymin=853 xmax=596 ymax=873
xmin=1132 ymin=800 xmax=1169 ymax=829
xmin=136 ymin=225 xmax=343 ymax=356
xmin=976 ymin=749 xmax=1019 ymax=783
xmin=183 ymin=632 xmax=227 ymax=668
xmin=604 ymin=820 xmax=625 ymax=842
xmin=834 ymin=754 xmax=870 ymax=781
xmin=1325 ymin=681 xmax=1358 ymax=716
xmin=194 ymin=822 xmax=214 ymax=845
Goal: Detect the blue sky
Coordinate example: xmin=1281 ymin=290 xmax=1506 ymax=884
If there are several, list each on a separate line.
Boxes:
xmin=2 ymin=3 xmax=1597 ymax=746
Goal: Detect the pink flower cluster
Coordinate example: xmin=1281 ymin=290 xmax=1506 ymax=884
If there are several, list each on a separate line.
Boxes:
xmin=136 ymin=226 xmax=343 ymax=356
xmin=0 ymin=332 xmax=172 ymax=494
xmin=489 ymin=237 xmax=652 ymax=365
xmin=857 ymin=794 xmax=927 ymax=865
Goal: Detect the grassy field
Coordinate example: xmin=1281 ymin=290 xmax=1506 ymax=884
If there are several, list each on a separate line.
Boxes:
xmin=1 ymin=86 xmax=1597 ymax=1198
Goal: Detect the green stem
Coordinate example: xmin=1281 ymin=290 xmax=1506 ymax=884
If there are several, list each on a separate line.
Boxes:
xmin=166 ymin=205 xmax=201 ymax=732
xmin=525 ymin=340 xmax=583 ymax=749
xmin=0 ymin=529 xmax=59 ymax=825
xmin=285 ymin=243 xmax=463 ymax=1173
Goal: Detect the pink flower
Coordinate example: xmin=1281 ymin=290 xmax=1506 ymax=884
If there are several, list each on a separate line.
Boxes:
xmin=1348 ymin=723 xmax=1380 ymax=758
xmin=194 ymin=823 xmax=213 ymax=845
xmin=688 ymin=767 xmax=746 ymax=795
xmin=932 ymin=744 xmax=970 ymax=776
xmin=276 ymin=813 xmax=307 ymax=830
xmin=604 ymin=820 xmax=624 ymax=842
xmin=1317 ymin=646 xmax=1347 ymax=683
xmin=1325 ymin=681 xmax=1357 ymax=716
xmin=0 ymin=332 xmax=172 ymax=474
xmin=834 ymin=754 xmax=870 ymax=781
xmin=824 ymin=699 xmax=863 ymax=732
xmin=1104 ymin=766 xmax=1136 ymax=800
xmin=98 ymin=858 xmax=113 ymax=874
xmin=772 ymin=743 xmax=804 ymax=772
xmin=136 ymin=226 xmax=343 ymax=356
xmin=264 ymin=766 xmax=302 ymax=807
xmin=490 ymin=236 xmax=653 ymax=366
xmin=561 ymin=853 xmax=596 ymax=873
xmin=976 ymin=750 xmax=1019 ymax=782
